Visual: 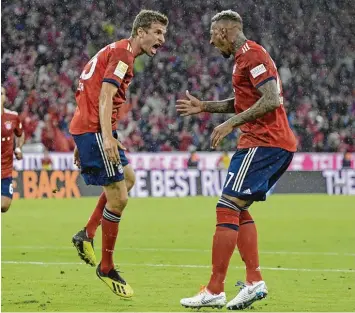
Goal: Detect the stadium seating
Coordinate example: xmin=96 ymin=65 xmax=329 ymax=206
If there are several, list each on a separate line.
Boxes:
xmin=2 ymin=0 xmax=354 ymax=152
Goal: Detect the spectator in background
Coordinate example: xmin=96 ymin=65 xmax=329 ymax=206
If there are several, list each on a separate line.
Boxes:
xmin=187 ymin=146 xmax=200 ymax=168
xmin=216 ymin=151 xmax=231 ymax=170
xmin=2 ymin=0 xmax=354 ymax=153
xmin=342 ymin=151 xmax=352 ymax=169
xmin=41 ymin=148 xmax=53 ymax=170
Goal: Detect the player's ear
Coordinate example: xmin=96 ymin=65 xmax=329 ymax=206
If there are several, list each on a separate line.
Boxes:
xmin=137 ymin=27 xmax=146 ymax=38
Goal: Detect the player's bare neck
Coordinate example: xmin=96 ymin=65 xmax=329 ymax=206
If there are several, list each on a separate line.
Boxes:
xmin=128 ymin=37 xmax=143 ymax=57
xmin=232 ymin=33 xmax=248 ymax=54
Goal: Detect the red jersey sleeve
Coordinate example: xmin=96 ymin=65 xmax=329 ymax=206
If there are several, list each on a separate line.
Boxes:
xmin=14 ymin=115 xmax=23 ymax=137
xmin=102 ymin=48 xmax=133 ymax=88
xmin=244 ymin=49 xmax=277 ymax=89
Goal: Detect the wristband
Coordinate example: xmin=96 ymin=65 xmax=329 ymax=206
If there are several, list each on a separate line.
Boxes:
xmin=15 ymin=147 xmax=22 ymax=154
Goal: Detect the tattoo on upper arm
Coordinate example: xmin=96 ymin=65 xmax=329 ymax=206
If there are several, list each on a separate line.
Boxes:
xmin=226 ymin=79 xmax=280 ymax=127
xmin=203 ymin=98 xmax=235 ymax=113
xmin=257 ymin=79 xmax=278 ymax=98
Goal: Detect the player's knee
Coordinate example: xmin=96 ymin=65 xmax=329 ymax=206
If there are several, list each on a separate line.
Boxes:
xmin=107 ymin=195 xmax=128 ymax=214
xmin=1 ymin=196 xmax=12 ymax=213
xmin=1 ymin=203 xmax=11 ymax=213
xmin=104 ymin=181 xmax=129 ymax=214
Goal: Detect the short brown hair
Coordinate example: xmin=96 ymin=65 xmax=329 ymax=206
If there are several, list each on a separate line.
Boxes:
xmin=131 ymin=10 xmax=169 ymax=37
xmin=211 ymin=10 xmax=243 ymax=26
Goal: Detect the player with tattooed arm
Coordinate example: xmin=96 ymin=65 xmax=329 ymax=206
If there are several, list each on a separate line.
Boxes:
xmin=176 ymin=10 xmax=297 ymax=310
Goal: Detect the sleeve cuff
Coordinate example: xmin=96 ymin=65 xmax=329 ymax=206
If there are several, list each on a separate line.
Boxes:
xmin=102 ymin=78 xmax=120 ymax=88
xmin=255 ymin=76 xmax=276 ymax=89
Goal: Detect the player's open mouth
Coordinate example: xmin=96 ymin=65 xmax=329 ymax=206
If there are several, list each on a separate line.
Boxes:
xmin=151 ymin=44 xmax=161 ymax=55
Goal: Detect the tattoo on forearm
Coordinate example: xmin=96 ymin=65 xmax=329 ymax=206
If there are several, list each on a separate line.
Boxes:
xmin=202 ymin=98 xmax=235 ymax=113
xmin=226 ymin=80 xmax=280 ymax=128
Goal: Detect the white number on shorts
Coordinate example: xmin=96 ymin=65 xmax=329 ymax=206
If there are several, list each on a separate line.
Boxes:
xmin=9 ymin=183 xmax=13 ymax=195
xmin=225 ymin=172 xmax=235 ymax=188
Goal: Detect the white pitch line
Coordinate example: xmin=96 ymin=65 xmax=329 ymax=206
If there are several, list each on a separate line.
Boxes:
xmin=2 ymin=246 xmax=355 ymax=256
xmin=2 ymin=261 xmax=83 ymax=265
xmin=2 ymin=261 xmax=355 ymax=273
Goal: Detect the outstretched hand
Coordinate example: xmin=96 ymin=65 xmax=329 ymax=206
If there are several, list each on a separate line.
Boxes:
xmin=176 ymin=90 xmax=204 ymax=116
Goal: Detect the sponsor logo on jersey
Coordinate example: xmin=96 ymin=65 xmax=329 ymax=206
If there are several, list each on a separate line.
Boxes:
xmin=114 ymin=61 xmax=129 ymax=79
xmin=250 ymin=64 xmax=267 ymax=78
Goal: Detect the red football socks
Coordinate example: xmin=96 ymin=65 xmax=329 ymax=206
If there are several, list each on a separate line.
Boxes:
xmin=207 ymin=207 xmax=240 ymax=294
xmin=238 ymin=210 xmax=263 ymax=284
xmin=86 ymin=192 xmax=107 ymax=239
xmin=100 ymin=207 xmax=121 ymax=273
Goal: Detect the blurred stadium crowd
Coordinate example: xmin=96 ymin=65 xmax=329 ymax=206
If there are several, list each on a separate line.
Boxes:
xmin=2 ymin=0 xmax=354 ymax=152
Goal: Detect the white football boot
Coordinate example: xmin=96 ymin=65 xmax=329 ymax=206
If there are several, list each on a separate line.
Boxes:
xmin=226 ymin=281 xmax=268 ymax=310
xmin=180 ymin=286 xmax=227 ymax=309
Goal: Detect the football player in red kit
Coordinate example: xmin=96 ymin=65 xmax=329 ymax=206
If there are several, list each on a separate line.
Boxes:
xmin=70 ymin=10 xmax=168 ymax=298
xmin=176 ymin=10 xmax=297 ymax=310
xmin=1 ymin=87 xmax=25 ymax=213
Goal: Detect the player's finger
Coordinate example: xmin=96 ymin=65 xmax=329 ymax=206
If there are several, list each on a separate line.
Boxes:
xmin=176 ymin=100 xmax=189 ymax=105
xmin=186 ymin=90 xmax=193 ymax=99
xmin=180 ymin=112 xmax=192 ymax=117
xmin=109 ymin=153 xmax=118 ymax=165
xmin=215 ymin=137 xmax=222 ymax=147
xmin=176 ymin=107 xmax=188 ymax=112
xmin=177 ymin=109 xmax=189 ymax=115
xmin=211 ymin=128 xmax=217 ymax=138
xmin=117 ymin=140 xmax=127 ymax=151
xmin=113 ymin=146 xmax=120 ymax=164
xmin=176 ymin=105 xmax=187 ymax=111
xmin=211 ymin=132 xmax=220 ymax=148
xmin=210 ymin=133 xmax=216 ymax=148
xmin=109 ymin=149 xmax=118 ymax=164
xmin=105 ymin=150 xmax=112 ymax=163
xmin=106 ymin=147 xmax=117 ymax=164
xmin=176 ymin=104 xmax=187 ymax=108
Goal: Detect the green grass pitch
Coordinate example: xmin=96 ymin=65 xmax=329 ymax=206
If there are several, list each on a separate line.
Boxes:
xmin=1 ymin=195 xmax=355 ymax=312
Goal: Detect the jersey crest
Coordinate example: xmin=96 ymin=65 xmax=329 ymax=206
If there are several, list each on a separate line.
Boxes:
xmin=4 ymin=121 xmax=12 ymax=130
